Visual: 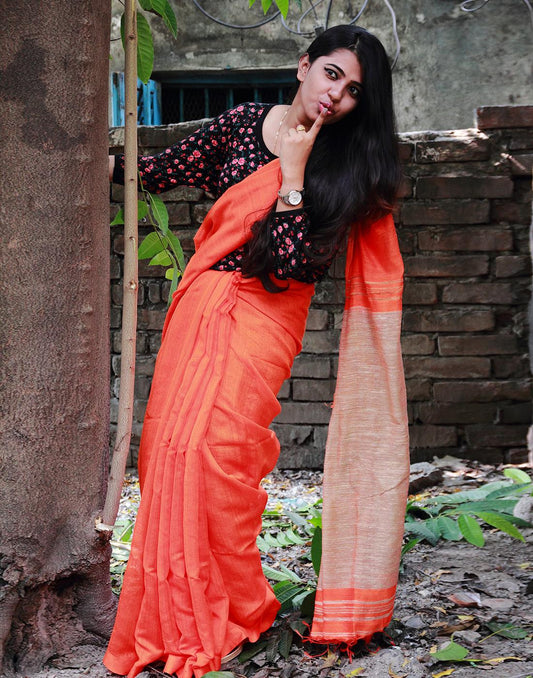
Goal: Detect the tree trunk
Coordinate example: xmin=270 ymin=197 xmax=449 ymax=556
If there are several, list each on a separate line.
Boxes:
xmin=0 ymin=2 xmax=115 ymax=675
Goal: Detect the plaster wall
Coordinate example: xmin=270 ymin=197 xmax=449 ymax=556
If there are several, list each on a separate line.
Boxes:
xmin=110 ymin=0 xmax=532 ymax=132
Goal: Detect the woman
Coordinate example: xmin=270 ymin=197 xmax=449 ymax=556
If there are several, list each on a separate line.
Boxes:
xmin=104 ymin=25 xmax=409 ymax=678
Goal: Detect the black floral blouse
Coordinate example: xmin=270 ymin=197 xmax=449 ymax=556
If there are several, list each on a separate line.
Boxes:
xmin=112 ymin=102 xmax=332 ymax=283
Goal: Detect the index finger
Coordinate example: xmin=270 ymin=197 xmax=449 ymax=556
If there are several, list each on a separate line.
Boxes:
xmin=308 ymin=106 xmax=328 ymax=139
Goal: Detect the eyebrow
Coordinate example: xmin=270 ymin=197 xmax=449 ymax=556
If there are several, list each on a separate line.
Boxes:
xmin=325 ymin=62 xmax=363 ymax=89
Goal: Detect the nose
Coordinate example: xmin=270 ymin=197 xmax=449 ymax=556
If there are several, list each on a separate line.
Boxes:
xmin=328 ymin=84 xmax=342 ymax=102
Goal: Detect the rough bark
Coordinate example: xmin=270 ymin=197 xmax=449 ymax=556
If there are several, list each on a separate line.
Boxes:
xmin=0 ymin=3 xmax=115 ymax=675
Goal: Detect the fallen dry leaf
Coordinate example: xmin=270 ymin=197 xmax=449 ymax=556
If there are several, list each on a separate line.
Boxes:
xmin=448 ymin=591 xmax=482 ymax=607
xmin=483 ymin=656 xmax=525 ymax=665
xmin=388 ymin=667 xmax=406 ymax=678
xmin=432 ymin=669 xmax=456 ymax=678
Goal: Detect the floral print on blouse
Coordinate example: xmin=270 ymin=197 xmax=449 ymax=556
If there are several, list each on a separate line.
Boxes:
xmin=112 ymin=102 xmax=333 ymax=283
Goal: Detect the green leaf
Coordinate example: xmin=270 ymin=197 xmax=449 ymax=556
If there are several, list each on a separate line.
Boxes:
xmin=237 ymin=639 xmax=268 ymax=662
xmin=273 ymin=581 xmax=305 ymax=610
xmin=274 ymin=0 xmax=289 ymax=18
xmin=311 ymin=525 xmax=322 ymax=576
xmin=299 ymin=590 xmax=316 ymax=618
xmin=261 ymin=0 xmax=273 ymax=12
xmin=401 ymin=537 xmax=421 ymax=556
xmin=474 ymin=511 xmax=525 ymax=542
xmin=137 ymin=12 xmax=154 ymax=84
xmin=447 ymin=500 xmax=518 ymax=515
xmin=150 ymin=0 xmax=178 ymax=37
xmin=503 ymin=468 xmax=532 ymax=484
xmin=202 ymin=673 xmax=236 ymax=678
xmin=261 ymin=564 xmax=293 ymax=582
xmin=403 ymin=521 xmax=440 ymax=546
xmin=278 ymin=563 xmax=302 ymax=583
xmin=138 ymin=231 xmax=167 ymax=259
xmin=249 ymin=0 xmax=257 ymax=6
xmin=457 ymin=514 xmax=485 ymax=547
xmin=485 ymin=622 xmax=531 ymax=640
xmin=111 ymin=208 xmax=124 ymax=226
xmin=138 ymin=0 xmax=153 ymax=10
xmin=256 ymin=534 xmax=268 ymax=552
xmin=437 ymin=515 xmax=462 ymax=541
xmin=167 ymin=266 xmax=179 ymax=303
xmin=166 ymin=230 xmax=185 ymax=270
xmin=278 ymin=628 xmax=293 ymax=659
xmin=149 ymin=250 xmax=173 ymax=267
xmin=284 ymin=528 xmax=306 ymax=545
xmin=284 ymin=510 xmax=308 ymax=529
xmin=431 ymin=638 xmax=470 ymax=662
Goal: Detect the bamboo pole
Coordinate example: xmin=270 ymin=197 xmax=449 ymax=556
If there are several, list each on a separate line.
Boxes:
xmin=98 ymin=0 xmax=138 ymax=530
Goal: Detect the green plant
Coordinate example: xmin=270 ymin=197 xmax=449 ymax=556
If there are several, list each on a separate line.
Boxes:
xmin=404 ymin=468 xmax=532 ymax=547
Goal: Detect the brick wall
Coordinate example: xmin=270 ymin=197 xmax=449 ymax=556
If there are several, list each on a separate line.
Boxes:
xmin=109 ymin=105 xmax=533 ymax=468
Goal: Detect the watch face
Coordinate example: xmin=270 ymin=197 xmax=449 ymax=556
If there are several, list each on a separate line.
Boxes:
xmin=288 ymin=190 xmax=302 ymax=205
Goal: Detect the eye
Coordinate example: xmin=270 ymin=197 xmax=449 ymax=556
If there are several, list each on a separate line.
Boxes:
xmin=324 ymin=67 xmax=338 ymax=80
xmin=348 ymin=85 xmax=361 ymax=98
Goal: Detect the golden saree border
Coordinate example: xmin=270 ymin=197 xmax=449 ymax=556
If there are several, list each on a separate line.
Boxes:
xmin=310 ymin=213 xmax=409 ymax=646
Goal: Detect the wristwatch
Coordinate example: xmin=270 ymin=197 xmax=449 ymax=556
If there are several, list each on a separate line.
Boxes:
xmin=278 ymin=188 xmax=305 ymax=206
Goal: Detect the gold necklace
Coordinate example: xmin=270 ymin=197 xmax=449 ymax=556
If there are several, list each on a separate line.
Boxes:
xmin=273 ymin=107 xmax=289 ymax=155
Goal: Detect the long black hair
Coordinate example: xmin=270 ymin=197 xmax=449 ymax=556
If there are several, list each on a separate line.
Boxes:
xmin=242 ymin=25 xmax=401 ymax=291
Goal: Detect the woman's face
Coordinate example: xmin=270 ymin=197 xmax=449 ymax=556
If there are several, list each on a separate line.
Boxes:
xmin=296 ymin=48 xmax=363 ymax=126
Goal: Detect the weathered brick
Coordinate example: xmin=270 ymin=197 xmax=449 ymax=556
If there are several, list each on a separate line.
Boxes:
xmin=508 ymin=129 xmax=533 ymax=150
xmin=192 ymin=202 xmax=215 ymax=225
xmin=418 ymin=228 xmax=513 ymax=252
xmin=401 ymin=334 xmax=435 ymax=355
xmin=505 ymin=153 xmax=533 ymax=177
xmin=134 ymin=375 xmax=152 ymax=400
xmin=110 ymin=397 xmax=119 ymax=424
xmin=403 ymin=282 xmax=438 ymax=305
xmin=313 ymin=426 xmax=328 ymax=449
xmin=442 ymin=283 xmax=514 ymax=304
xmin=133 ymin=399 xmax=148 ymax=421
xmin=110 ymin=256 xmax=121 ymax=280
xmin=137 ymin=309 xmax=166 ymax=330
xmin=404 ymin=356 xmax=490 ymax=379
xmin=409 ymin=425 xmax=458 ymax=448
xmin=398 ymin=140 xmax=414 ymax=162
xmin=414 ymin=135 xmax=490 ymax=163
xmin=438 ymin=335 xmax=518 ymax=356
xmin=329 ymin=255 xmax=346 ymax=279
xmin=111 ymin=281 xmax=146 ymax=306
xmin=147 ymin=281 xmax=161 ymax=304
xmin=504 ymin=448 xmax=530 ymax=465
xmin=494 ymin=255 xmax=530 ymax=277
xmin=275 ymin=402 xmax=332 ymax=425
xmin=460 ymin=448 xmax=505 ymax=464
xmin=291 ymin=355 xmax=331 ymax=379
xmin=398 ymin=176 xmax=414 ymax=199
xmin=306 ymin=309 xmax=329 ymax=331
xmin=492 ymin=355 xmax=530 ymax=379
xmin=149 ymin=332 xmax=162 ymax=353
xmin=278 ymin=448 xmax=325 ymax=469
xmin=110 ymin=307 xmax=122 ymax=329
xmin=416 ymin=176 xmax=513 ymax=199
xmin=476 ymin=105 xmax=533 ymax=130
xmin=270 ymin=423 xmax=313 ymax=446
xmin=313 ymin=278 xmax=345 ymax=305
xmin=401 ymin=200 xmax=490 ymax=225
xmin=465 ymin=424 xmax=529 ymax=448
xmin=433 ymin=380 xmax=531 ymax=402
xmin=406 ymin=378 xmax=432 ymax=401
xmin=162 ymin=185 xmax=205 ymax=202
xmin=417 ymin=402 xmax=497 ymax=424
xmin=397 ymin=230 xmax=416 ymax=254
xmin=293 ymin=379 xmax=336 ymax=402
xmin=492 ymin=200 xmax=531 ymax=224
xmin=302 ymin=330 xmax=340 ymax=354
xmin=499 ymin=402 xmax=532 ymax=424
xmin=278 ymin=380 xmax=290 ymax=399
xmin=404 ymin=255 xmax=489 ymax=278
xmin=403 ymin=309 xmax=495 ymax=333
xmin=166 ymin=202 xmax=191 ymax=226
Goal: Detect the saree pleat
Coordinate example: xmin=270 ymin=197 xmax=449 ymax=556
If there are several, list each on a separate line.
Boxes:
xmin=104 ymin=268 xmax=314 ymax=678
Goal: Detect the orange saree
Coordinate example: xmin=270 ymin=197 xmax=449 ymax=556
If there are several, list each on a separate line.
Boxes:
xmin=103 ymin=159 xmax=409 ymax=677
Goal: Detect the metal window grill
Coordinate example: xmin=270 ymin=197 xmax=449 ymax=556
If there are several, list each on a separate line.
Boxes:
xmin=110 ymin=72 xmax=163 ymax=126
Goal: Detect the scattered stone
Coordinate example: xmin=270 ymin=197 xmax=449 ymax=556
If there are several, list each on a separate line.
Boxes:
xmin=404 ymin=615 xmax=426 ymax=629
xmin=453 ymin=629 xmax=482 ymax=645
xmin=408 ymin=461 xmax=444 ymax=493
xmin=513 ymin=495 xmax=533 ymax=523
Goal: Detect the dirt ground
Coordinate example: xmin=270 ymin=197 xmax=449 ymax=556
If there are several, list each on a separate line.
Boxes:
xmin=27 ymin=458 xmax=532 ymax=678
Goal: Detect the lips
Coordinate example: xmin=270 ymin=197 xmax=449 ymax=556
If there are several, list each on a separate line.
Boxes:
xmin=319 ymin=102 xmax=334 ymax=115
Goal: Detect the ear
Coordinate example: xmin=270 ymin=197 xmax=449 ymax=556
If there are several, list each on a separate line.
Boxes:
xmin=297 ymin=54 xmax=310 ymax=82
